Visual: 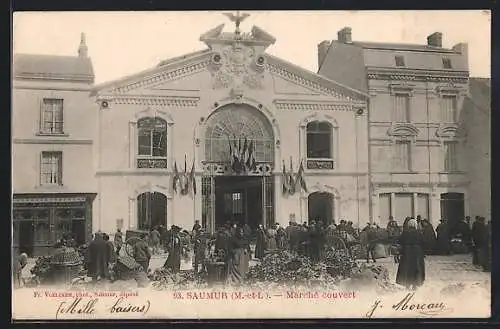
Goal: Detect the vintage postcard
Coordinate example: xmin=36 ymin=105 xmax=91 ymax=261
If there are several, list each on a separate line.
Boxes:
xmin=11 ymin=10 xmax=491 ymax=320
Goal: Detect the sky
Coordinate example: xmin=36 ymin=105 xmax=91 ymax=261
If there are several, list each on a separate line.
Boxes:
xmin=13 ymin=11 xmax=491 ymax=84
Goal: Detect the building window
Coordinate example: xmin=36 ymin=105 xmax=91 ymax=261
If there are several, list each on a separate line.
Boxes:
xmin=393 ymin=94 xmax=410 ymax=122
xmin=394 ymin=193 xmax=414 ymax=222
xmin=40 ymin=151 xmax=62 ymax=185
xmin=395 ymin=55 xmax=405 ymax=67
xmin=393 ymin=140 xmax=411 ymax=171
xmin=444 ymin=141 xmax=459 ymax=172
xmin=440 ymin=95 xmax=458 ymax=123
xmin=138 ymin=117 xmax=167 ymax=157
xmin=442 ymin=57 xmax=452 ymax=69
xmin=224 ymin=192 xmax=243 ymax=215
xmin=40 ymin=99 xmax=64 ymax=134
xmin=306 ymin=121 xmax=332 ymax=158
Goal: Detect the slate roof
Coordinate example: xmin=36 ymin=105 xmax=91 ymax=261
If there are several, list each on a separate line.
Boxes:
xmin=351 ymin=41 xmax=456 ymax=53
xmin=13 ymin=53 xmax=94 ymax=83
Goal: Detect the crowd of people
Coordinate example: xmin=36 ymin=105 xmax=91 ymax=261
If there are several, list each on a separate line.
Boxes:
xmin=12 ymin=213 xmax=491 ymax=288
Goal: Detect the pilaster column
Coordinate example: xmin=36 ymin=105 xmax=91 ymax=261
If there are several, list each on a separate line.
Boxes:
xmin=413 ymin=192 xmax=418 ymax=217
xmin=390 ymin=193 xmax=396 ymax=218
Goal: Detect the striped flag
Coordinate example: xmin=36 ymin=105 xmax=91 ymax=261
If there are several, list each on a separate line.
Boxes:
xmin=190 ymin=158 xmax=196 ymax=195
xmin=172 ymin=161 xmax=179 ymax=193
xmin=288 ymin=157 xmax=295 ymax=195
xmin=282 ymin=160 xmax=289 ymax=194
xmin=295 ymin=160 xmax=308 ymax=192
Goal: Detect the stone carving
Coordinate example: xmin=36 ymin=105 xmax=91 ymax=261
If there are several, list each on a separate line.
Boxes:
xmin=212 ymin=44 xmax=264 ymax=90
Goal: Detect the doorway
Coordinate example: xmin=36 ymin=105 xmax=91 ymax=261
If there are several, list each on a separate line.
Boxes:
xmin=308 ymin=192 xmax=334 ymax=226
xmin=137 ymin=192 xmax=167 ymax=230
xmin=440 ymin=192 xmax=465 ymax=230
xmin=214 ymin=176 xmax=263 ymax=230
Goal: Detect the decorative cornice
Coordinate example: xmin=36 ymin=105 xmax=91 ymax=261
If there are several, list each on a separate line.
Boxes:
xmin=372 ymin=181 xmax=469 ymax=189
xmin=274 ymin=100 xmax=354 ymax=112
xmin=13 ymin=138 xmax=93 ymax=145
xmin=96 ymin=95 xmax=200 ymax=107
xmin=15 ymin=73 xmax=94 ymax=84
xmin=267 ymin=63 xmax=348 ymax=99
xmin=109 ymin=60 xmax=210 ymax=94
xmin=387 ymin=123 xmax=420 ymax=137
xmin=435 ymin=124 xmax=467 ymax=138
xmin=367 ymin=67 xmax=469 ymax=83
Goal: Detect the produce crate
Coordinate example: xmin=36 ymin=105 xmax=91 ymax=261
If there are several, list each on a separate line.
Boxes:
xmin=206 ymin=262 xmax=227 ymax=284
xmin=52 ymin=263 xmax=82 ymax=285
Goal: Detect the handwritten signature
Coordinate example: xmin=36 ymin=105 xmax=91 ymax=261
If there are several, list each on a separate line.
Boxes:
xmin=366 ymin=292 xmax=453 ymax=318
xmin=55 ymin=297 xmax=150 ymax=319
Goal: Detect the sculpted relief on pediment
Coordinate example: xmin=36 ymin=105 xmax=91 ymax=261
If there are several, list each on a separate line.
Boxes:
xmin=209 ymin=43 xmax=266 ymax=91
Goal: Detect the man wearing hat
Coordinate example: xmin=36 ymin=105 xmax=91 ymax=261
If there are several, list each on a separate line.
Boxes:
xmin=436 ymin=219 xmax=452 ymax=255
xmin=193 ymin=228 xmax=207 ymax=274
xmin=133 ymin=233 xmax=152 ymax=273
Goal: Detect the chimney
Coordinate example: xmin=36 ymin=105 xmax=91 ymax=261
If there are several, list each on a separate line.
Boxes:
xmin=78 ymin=32 xmax=88 ymax=58
xmin=317 ymin=40 xmax=331 ymax=68
xmin=452 ymin=42 xmax=468 ymax=55
xmin=337 ymin=27 xmax=352 ymax=43
xmin=427 ymin=32 xmax=443 ymax=48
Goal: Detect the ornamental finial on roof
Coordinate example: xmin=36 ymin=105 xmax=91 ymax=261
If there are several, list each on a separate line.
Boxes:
xmin=222 ymin=11 xmax=250 ymax=38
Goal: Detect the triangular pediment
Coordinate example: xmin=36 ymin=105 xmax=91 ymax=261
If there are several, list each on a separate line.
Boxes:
xmin=91 ymin=47 xmax=368 ymax=105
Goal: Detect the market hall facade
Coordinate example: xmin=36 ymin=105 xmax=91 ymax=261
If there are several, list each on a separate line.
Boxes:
xmin=91 ymin=23 xmax=370 ymax=235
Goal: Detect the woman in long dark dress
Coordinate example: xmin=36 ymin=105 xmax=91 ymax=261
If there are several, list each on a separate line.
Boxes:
xmin=255 ymin=224 xmax=267 ymax=259
xmin=396 ymin=219 xmax=426 ymax=290
xmin=226 ymin=228 xmax=249 ymax=284
xmin=164 ymin=227 xmax=182 ymax=273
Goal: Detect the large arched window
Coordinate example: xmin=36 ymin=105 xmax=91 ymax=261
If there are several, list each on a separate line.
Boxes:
xmin=306 ymin=121 xmax=332 ymax=159
xmin=138 ymin=117 xmax=167 ymax=157
xmin=204 ymin=104 xmax=274 ymax=163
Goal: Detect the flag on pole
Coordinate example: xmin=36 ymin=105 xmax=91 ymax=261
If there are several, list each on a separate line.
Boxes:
xmin=282 ymin=160 xmax=289 ymax=194
xmin=296 ymin=160 xmax=308 ymax=192
xmin=246 ymin=139 xmax=253 ymax=169
xmin=241 ymin=136 xmax=248 ymax=163
xmin=288 ymin=157 xmax=295 ymax=194
xmin=190 ymin=158 xmax=196 ymax=195
xmin=172 ymin=161 xmax=179 ymax=193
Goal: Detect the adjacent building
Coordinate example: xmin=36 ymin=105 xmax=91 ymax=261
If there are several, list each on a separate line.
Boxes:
xmin=318 ymin=27 xmax=488 ymax=229
xmin=463 ymin=78 xmax=491 ymax=221
xmin=12 ymin=34 xmax=97 ymax=256
xmin=12 ymin=17 xmax=490 ymax=256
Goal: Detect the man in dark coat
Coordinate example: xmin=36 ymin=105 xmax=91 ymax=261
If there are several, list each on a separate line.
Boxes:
xmin=88 ymin=232 xmax=110 ymax=281
xmin=454 ymin=218 xmax=471 ymax=250
xmin=436 ymin=219 xmax=452 ymax=255
xmin=483 ymin=219 xmax=491 ymax=272
xmin=387 ymin=216 xmax=401 ymax=243
xmin=254 ymin=224 xmax=267 ymax=259
xmin=276 ymin=223 xmax=288 ymax=250
xmin=421 ymin=219 xmax=437 ymax=255
xmin=396 ymin=219 xmax=425 ymax=289
xmin=149 ymin=227 xmax=161 ymax=255
xmin=134 ymin=233 xmax=152 ymax=273
xmin=114 ymin=229 xmax=123 ymax=255
xmin=193 ymin=229 xmax=208 ymax=274
xmin=472 ymin=217 xmax=487 ymax=266
xmin=103 ymin=233 xmax=117 ymax=265
xmin=164 ymin=226 xmax=181 ymax=273
xmin=192 ymin=220 xmax=201 ymax=233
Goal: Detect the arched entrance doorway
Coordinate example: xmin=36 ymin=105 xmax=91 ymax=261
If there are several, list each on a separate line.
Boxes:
xmin=137 ymin=192 xmax=167 ymax=230
xmin=201 ymin=103 xmax=275 ymax=232
xmin=440 ymin=192 xmax=465 ymax=232
xmin=308 ymin=192 xmax=334 ymax=226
